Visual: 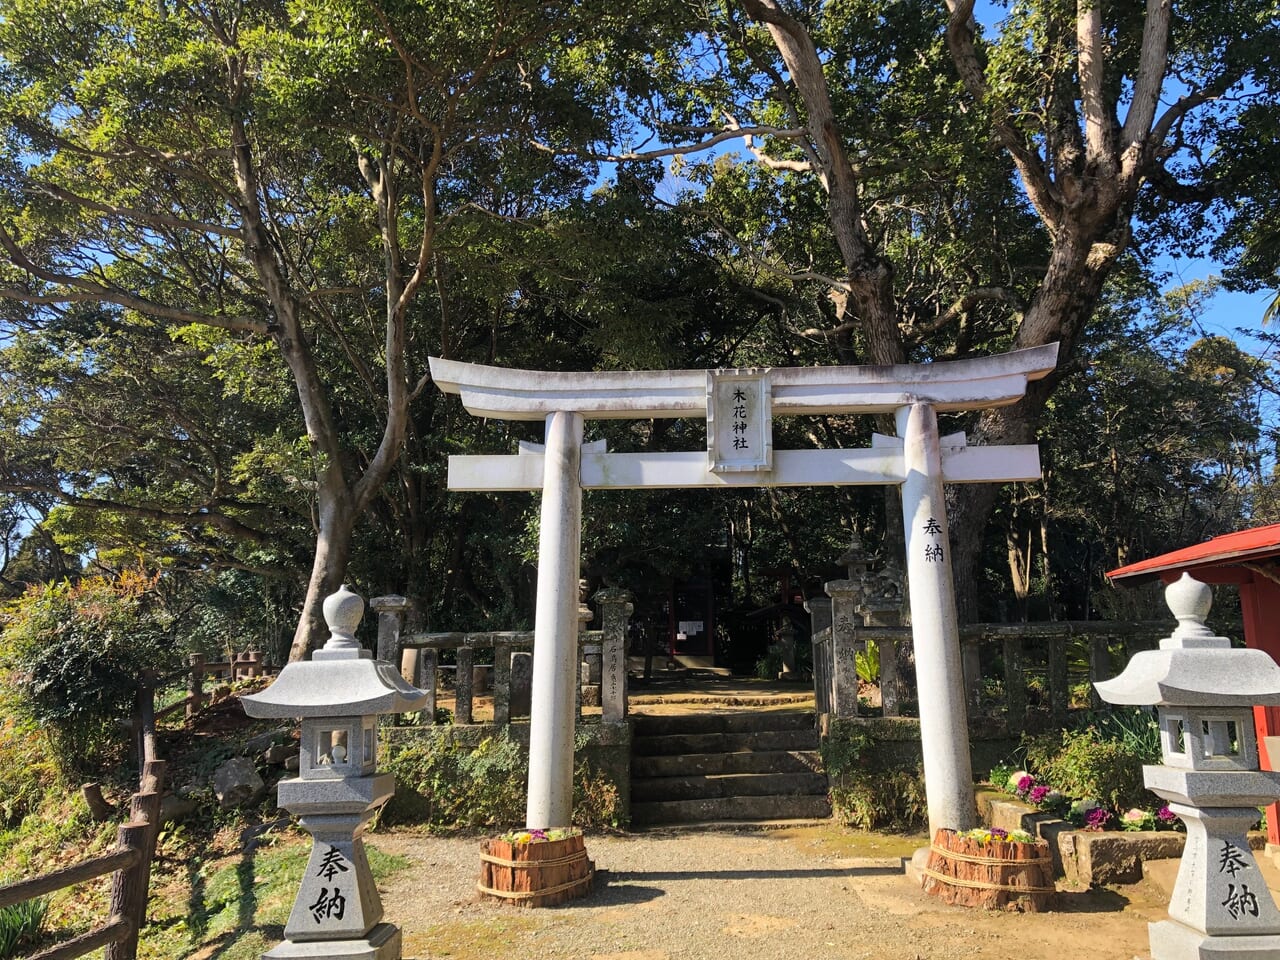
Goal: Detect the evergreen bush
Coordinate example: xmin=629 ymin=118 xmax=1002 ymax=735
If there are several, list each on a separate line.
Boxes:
xmin=0 ymin=568 xmax=182 ymax=773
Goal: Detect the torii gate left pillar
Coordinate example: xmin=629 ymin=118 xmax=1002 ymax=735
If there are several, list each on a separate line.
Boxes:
xmin=430 ymin=344 xmax=1059 ymax=833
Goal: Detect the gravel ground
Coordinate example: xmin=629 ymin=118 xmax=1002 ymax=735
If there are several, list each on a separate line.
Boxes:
xmin=372 ymin=825 xmax=1168 ymax=960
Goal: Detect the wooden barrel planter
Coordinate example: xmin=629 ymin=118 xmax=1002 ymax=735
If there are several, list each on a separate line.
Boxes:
xmin=478 ymin=833 xmax=594 ymax=907
xmin=921 ymin=828 xmax=1055 ymax=912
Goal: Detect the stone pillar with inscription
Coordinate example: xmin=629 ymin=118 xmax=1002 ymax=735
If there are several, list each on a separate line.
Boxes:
xmin=1097 ymin=574 xmax=1280 ymax=960
xmin=242 ymin=586 xmax=429 ymax=960
xmin=825 ymin=579 xmax=863 ymax=718
xmin=595 ymin=588 xmax=632 ymax=723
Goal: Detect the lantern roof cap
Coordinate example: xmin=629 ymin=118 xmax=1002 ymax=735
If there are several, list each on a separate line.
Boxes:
xmin=241 ymin=586 xmax=429 ymax=718
xmin=242 ymin=658 xmax=428 ymax=718
xmin=1096 ymin=574 xmax=1280 ymax=706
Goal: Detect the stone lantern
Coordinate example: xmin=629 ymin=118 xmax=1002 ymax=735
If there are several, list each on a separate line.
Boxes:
xmin=242 ymin=586 xmax=429 ymax=960
xmin=1095 ymin=573 xmax=1280 ymax=959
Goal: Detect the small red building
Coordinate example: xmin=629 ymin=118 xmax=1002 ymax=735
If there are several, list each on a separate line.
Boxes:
xmin=1108 ymin=522 xmax=1280 ymax=846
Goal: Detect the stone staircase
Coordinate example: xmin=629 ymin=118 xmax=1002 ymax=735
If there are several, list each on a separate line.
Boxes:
xmin=630 ymin=711 xmax=831 ymax=826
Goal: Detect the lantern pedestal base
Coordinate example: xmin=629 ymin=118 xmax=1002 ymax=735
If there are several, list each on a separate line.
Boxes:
xmin=262 ymin=922 xmax=401 ymax=960
xmin=1150 ymin=920 xmax=1280 ymax=959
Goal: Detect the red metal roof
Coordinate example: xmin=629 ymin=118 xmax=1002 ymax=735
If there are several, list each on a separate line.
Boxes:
xmin=1107 ymin=522 xmax=1280 ymax=583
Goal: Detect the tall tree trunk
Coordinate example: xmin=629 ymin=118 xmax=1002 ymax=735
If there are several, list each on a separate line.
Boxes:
xmin=288 ymin=483 xmax=356 ymax=662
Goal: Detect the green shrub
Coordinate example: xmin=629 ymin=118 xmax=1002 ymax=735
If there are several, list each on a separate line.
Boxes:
xmin=0 ymin=712 xmax=60 ymax=827
xmin=1040 ymin=728 xmax=1149 ymax=810
xmin=382 ymin=730 xmax=625 ymax=830
xmin=821 ymin=726 xmax=927 ymax=832
xmin=0 ymin=897 xmax=46 ymax=959
xmin=573 ymin=763 xmax=624 ymax=829
xmin=1 ymin=569 xmax=182 ymax=773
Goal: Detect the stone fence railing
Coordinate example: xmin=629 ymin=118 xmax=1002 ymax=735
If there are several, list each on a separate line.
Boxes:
xmin=811 ymin=580 xmax=1164 ymax=732
xmin=369 ymin=588 xmax=633 ymax=727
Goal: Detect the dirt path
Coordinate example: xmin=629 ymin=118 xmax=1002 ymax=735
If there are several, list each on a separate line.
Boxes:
xmin=372 ymin=825 xmax=1166 ymax=960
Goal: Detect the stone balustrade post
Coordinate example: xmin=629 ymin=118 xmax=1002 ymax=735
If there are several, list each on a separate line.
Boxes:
xmin=370 ymin=595 xmax=409 ymax=666
xmin=186 ymin=653 xmax=205 ymax=721
xmin=776 ymin=619 xmax=797 ymax=677
xmin=1002 ymin=635 xmax=1025 ymax=735
xmin=962 ymin=639 xmax=983 ymax=712
xmin=493 ymin=642 xmax=512 ymax=725
xmin=1048 ymin=635 xmax=1069 ymax=727
xmin=805 ymin=596 xmax=833 ymax=716
xmin=595 ymin=588 xmax=633 ymax=723
xmin=576 ymin=586 xmax=593 ymax=722
xmin=1087 ymin=634 xmax=1111 ymax=711
xmin=825 ymin=579 xmax=863 ymax=718
xmin=861 ymin=594 xmax=901 ymax=718
xmin=455 ymin=646 xmax=474 ymax=724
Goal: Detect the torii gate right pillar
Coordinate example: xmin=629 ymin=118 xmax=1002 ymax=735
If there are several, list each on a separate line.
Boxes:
xmin=898 ymin=402 xmax=976 ymax=834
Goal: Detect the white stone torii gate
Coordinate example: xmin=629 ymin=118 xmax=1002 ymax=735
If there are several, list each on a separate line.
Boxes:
xmin=429 ymin=343 xmax=1059 ymax=836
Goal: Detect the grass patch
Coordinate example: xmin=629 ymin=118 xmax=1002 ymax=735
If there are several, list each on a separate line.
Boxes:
xmin=141 ymin=829 xmax=410 ymax=960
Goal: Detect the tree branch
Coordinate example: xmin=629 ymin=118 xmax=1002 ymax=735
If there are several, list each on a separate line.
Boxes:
xmin=0 ymin=226 xmax=269 ymax=333
xmin=28 ymin=180 xmax=242 ymax=239
xmin=944 ymin=0 xmax=1063 ymax=227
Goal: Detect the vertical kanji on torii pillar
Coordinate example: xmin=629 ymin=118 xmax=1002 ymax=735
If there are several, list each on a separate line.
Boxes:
xmin=898 ymin=402 xmax=973 ymax=834
xmin=429 ymin=344 xmax=1058 ymax=834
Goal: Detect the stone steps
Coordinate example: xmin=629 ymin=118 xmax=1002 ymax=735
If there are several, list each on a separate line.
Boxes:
xmin=632 ymin=771 xmax=830 ymax=803
xmin=632 ymin=748 xmax=823 ymax=779
xmin=630 ymin=710 xmax=830 ymax=827
xmin=631 ymin=793 xmax=833 ymax=826
xmin=632 ymin=728 xmax=820 ymax=757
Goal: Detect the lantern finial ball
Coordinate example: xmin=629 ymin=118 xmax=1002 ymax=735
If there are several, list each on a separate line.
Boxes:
xmin=322 ymin=584 xmax=365 ymax=651
xmin=1165 ymin=573 xmax=1215 ymax=643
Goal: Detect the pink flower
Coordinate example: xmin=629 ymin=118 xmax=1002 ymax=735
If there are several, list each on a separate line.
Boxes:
xmin=1084 ymin=807 xmax=1113 ymax=830
xmin=1015 ymin=775 xmax=1035 ymax=796
xmin=1029 ymin=785 xmax=1051 ymax=804
xmin=1157 ymin=805 xmax=1178 ymax=824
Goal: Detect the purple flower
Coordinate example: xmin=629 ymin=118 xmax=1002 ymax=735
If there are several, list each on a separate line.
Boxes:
xmin=990 ymin=827 xmax=1008 ymax=839
xmin=1029 ymin=785 xmax=1051 ymax=804
xmin=529 ymin=829 xmax=548 ymax=841
xmin=1157 ymin=805 xmax=1178 ymax=824
xmin=1015 ymin=775 xmax=1035 ymax=796
xmin=1084 ymin=807 xmax=1113 ymax=830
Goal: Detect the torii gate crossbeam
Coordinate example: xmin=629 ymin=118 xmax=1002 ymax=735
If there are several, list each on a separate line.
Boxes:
xmin=429 ymin=344 xmax=1059 ymax=836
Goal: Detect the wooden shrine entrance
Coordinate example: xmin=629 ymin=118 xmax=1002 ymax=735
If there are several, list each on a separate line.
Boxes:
xmin=429 ymin=344 xmax=1058 ymax=835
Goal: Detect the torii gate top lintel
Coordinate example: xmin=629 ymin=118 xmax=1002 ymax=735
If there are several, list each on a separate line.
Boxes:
xmin=427 ymin=342 xmax=1059 ymax=421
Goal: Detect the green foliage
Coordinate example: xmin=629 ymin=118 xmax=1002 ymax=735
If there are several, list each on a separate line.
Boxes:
xmin=381 ymin=731 xmax=624 ymax=830
xmin=1023 ymin=726 xmax=1150 ymax=811
xmin=0 ymin=711 xmax=60 ymax=827
xmin=753 ymin=648 xmax=784 ymax=680
xmin=855 ymin=640 xmax=880 ymax=685
xmin=821 ymin=726 xmax=927 ymax=832
xmin=0 ymin=569 xmax=183 ymax=772
xmin=0 ymin=897 xmax=46 ymax=959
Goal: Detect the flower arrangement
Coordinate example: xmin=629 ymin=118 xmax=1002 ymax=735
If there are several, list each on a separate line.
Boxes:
xmin=498 ymin=827 xmax=581 ymax=844
xmin=990 ymin=765 xmax=1182 ymax=833
xmin=958 ymin=826 xmax=1036 ymax=844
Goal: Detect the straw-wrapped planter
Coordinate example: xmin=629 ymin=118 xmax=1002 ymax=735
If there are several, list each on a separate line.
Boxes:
xmin=922 ymin=828 xmax=1055 ymax=912
xmin=478 ymin=828 xmax=593 ymax=907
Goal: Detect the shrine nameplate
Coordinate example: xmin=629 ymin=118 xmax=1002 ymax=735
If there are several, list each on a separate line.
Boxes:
xmin=707 ymin=369 xmax=772 ymax=473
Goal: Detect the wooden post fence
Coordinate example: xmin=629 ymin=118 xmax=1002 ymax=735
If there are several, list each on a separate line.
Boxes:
xmin=0 ymin=761 xmax=165 ymax=960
